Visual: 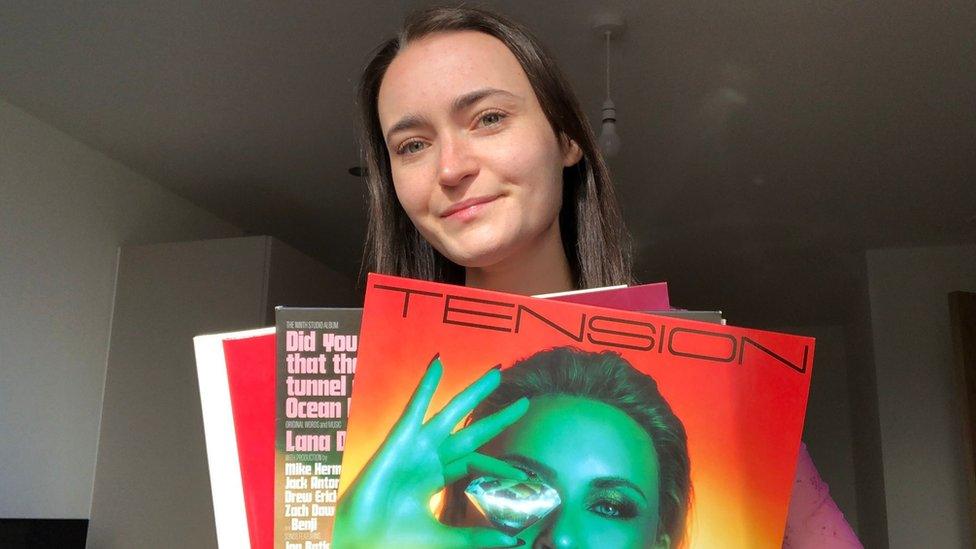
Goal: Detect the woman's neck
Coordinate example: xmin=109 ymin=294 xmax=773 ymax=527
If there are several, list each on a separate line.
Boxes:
xmin=464 ymin=222 xmax=574 ymax=296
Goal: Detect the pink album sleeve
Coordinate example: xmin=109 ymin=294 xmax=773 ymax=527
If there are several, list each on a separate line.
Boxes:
xmin=782 ymin=443 xmax=863 ymax=548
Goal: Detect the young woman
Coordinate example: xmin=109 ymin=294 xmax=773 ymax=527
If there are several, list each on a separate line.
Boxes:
xmin=358 ymin=7 xmax=631 ymax=296
xmin=339 ymin=6 xmax=862 ymax=548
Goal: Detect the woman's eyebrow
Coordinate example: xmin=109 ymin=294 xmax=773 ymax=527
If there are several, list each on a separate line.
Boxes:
xmin=591 ymin=477 xmax=648 ymax=503
xmin=451 ymin=87 xmax=521 ymax=113
xmin=385 ymin=113 xmax=432 ymax=145
xmin=500 ymin=454 xmax=557 ymax=480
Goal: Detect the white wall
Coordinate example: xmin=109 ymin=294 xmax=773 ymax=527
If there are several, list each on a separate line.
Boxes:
xmin=0 ymin=98 xmax=242 ymax=518
xmin=867 ymin=243 xmax=976 ymax=548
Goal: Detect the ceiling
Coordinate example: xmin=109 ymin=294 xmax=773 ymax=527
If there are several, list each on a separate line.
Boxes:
xmin=2 ymin=1 xmax=974 ymax=324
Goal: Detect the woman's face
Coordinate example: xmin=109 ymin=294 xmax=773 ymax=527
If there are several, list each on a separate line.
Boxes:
xmin=483 ymin=395 xmax=669 ymax=548
xmin=377 ymin=31 xmax=582 ymax=269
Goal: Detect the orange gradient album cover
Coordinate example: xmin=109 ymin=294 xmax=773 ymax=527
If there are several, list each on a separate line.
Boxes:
xmin=339 ymin=274 xmax=814 ymax=548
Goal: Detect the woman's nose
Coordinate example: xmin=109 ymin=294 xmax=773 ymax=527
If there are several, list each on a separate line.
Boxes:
xmin=532 ymin=508 xmax=580 ymax=549
xmin=437 ymin=134 xmax=478 ymax=187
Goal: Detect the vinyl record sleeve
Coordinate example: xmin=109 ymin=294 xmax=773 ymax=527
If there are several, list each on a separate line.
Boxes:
xmin=193 ymin=327 xmax=275 ymax=549
xmin=340 ymin=274 xmax=814 ymax=547
xmin=274 ymin=308 xmax=361 ymax=548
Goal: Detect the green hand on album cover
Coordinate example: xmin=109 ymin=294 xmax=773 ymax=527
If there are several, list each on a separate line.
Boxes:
xmin=332 ymin=356 xmax=530 ymax=549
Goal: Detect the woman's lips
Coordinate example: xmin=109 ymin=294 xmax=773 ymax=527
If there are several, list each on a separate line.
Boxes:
xmin=440 ymin=195 xmax=500 ymax=221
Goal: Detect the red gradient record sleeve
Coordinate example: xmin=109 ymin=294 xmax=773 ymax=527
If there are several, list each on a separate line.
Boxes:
xmin=223 ymin=335 xmax=275 ymax=549
xmin=340 ymin=274 xmax=814 ymax=548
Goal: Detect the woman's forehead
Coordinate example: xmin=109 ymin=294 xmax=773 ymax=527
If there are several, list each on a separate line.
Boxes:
xmin=377 ymin=30 xmax=535 ymax=125
xmin=494 ymin=395 xmax=660 ymax=492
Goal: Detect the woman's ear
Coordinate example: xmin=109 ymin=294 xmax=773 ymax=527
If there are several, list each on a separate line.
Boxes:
xmin=559 ymin=134 xmax=583 ymax=167
xmin=654 ymin=533 xmax=671 ymax=549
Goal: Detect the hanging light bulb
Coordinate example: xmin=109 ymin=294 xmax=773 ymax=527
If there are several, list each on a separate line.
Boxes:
xmin=600 ymin=98 xmax=621 ymax=157
xmin=596 ymin=25 xmax=622 ymax=157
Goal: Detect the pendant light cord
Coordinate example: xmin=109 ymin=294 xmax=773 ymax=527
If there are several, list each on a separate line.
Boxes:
xmin=605 ymin=30 xmax=611 ymax=100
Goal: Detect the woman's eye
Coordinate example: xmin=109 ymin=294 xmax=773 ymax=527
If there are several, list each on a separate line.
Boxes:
xmin=588 ymin=498 xmax=637 ymax=519
xmin=590 ymin=502 xmax=621 ymax=517
xmin=398 ymin=140 xmax=428 ymax=155
xmin=478 ymin=111 xmax=506 ymax=127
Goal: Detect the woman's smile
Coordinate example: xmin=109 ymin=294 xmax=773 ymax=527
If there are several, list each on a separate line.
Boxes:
xmin=440 ymin=194 xmax=502 ymax=222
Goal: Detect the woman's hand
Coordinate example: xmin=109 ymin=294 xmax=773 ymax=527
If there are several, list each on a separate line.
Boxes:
xmin=332 ymin=355 xmax=529 ymax=548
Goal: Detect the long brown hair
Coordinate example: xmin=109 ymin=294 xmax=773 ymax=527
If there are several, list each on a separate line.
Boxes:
xmin=358 ymin=6 xmax=634 ymax=288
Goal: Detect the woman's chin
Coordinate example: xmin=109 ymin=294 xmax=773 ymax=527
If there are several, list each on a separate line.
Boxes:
xmin=439 ymin=242 xmax=514 ymax=271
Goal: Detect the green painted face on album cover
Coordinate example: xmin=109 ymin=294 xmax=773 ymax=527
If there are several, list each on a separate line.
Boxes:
xmin=475 ymin=395 xmax=670 ymax=548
